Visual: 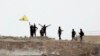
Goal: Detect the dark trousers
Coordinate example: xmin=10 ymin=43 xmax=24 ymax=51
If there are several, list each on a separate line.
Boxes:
xmin=59 ymin=34 xmax=61 ymax=40
xmin=80 ymin=36 xmax=83 ymax=41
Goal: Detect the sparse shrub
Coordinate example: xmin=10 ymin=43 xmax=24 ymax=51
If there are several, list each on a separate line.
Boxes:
xmin=91 ymin=47 xmax=99 ymax=55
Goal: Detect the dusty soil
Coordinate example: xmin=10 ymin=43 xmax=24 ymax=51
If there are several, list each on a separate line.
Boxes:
xmin=0 ymin=36 xmax=100 ymax=56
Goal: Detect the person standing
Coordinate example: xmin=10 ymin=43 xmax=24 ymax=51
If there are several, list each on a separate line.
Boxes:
xmin=40 ymin=27 xmax=44 ymax=36
xmin=33 ymin=23 xmax=38 ymax=37
xmin=39 ymin=24 xmax=51 ymax=36
xmin=72 ymin=29 xmax=76 ymax=41
xmin=29 ymin=22 xmax=34 ymax=37
xmin=29 ymin=22 xmax=38 ymax=37
xmin=79 ymin=29 xmax=84 ymax=41
xmin=58 ymin=26 xmax=63 ymax=40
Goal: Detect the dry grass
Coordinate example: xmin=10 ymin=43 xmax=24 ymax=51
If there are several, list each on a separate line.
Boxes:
xmin=83 ymin=35 xmax=100 ymax=44
xmin=0 ymin=36 xmax=99 ymax=56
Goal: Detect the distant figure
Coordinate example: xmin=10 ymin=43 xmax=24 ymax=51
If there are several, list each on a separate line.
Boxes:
xmin=79 ymin=29 xmax=84 ymax=41
xmin=72 ymin=29 xmax=76 ymax=41
xmin=40 ymin=27 xmax=44 ymax=36
xmin=33 ymin=24 xmax=38 ymax=36
xmin=29 ymin=22 xmax=38 ymax=37
xmin=39 ymin=24 xmax=51 ymax=36
xmin=58 ymin=26 xmax=63 ymax=40
xmin=29 ymin=22 xmax=34 ymax=37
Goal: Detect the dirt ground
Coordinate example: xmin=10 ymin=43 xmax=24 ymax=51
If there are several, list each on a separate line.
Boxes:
xmin=0 ymin=36 xmax=100 ymax=56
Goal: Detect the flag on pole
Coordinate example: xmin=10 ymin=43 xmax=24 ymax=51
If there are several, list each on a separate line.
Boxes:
xmin=19 ymin=15 xmax=29 ymax=21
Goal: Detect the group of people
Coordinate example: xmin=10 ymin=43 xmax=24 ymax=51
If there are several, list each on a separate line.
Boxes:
xmin=29 ymin=22 xmax=84 ymax=41
xmin=39 ymin=24 xmax=51 ymax=36
xmin=29 ymin=22 xmax=51 ymax=37
xmin=57 ymin=27 xmax=84 ymax=41
xmin=72 ymin=29 xmax=84 ymax=41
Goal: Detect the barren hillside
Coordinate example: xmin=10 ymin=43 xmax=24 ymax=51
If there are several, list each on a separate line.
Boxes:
xmin=0 ymin=36 xmax=100 ymax=56
xmin=82 ymin=35 xmax=100 ymax=44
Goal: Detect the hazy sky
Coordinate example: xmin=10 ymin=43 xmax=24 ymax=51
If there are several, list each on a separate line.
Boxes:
xmin=0 ymin=0 xmax=100 ymax=40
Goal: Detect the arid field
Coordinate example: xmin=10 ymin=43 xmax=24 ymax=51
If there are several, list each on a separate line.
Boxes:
xmin=0 ymin=36 xmax=100 ymax=56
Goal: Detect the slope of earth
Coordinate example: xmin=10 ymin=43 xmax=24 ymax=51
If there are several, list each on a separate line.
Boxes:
xmin=0 ymin=36 xmax=99 ymax=56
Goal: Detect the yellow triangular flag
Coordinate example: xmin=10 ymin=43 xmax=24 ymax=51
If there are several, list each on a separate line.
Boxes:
xmin=19 ymin=15 xmax=29 ymax=21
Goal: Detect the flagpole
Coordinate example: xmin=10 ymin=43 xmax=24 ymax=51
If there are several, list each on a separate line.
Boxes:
xmin=19 ymin=15 xmax=30 ymax=37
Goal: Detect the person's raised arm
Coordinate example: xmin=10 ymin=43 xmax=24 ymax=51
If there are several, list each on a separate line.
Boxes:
xmin=46 ymin=24 xmax=51 ymax=27
xmin=38 ymin=24 xmax=43 ymax=27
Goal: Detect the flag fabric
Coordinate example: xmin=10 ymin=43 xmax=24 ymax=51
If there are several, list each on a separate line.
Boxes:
xmin=19 ymin=15 xmax=29 ymax=21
